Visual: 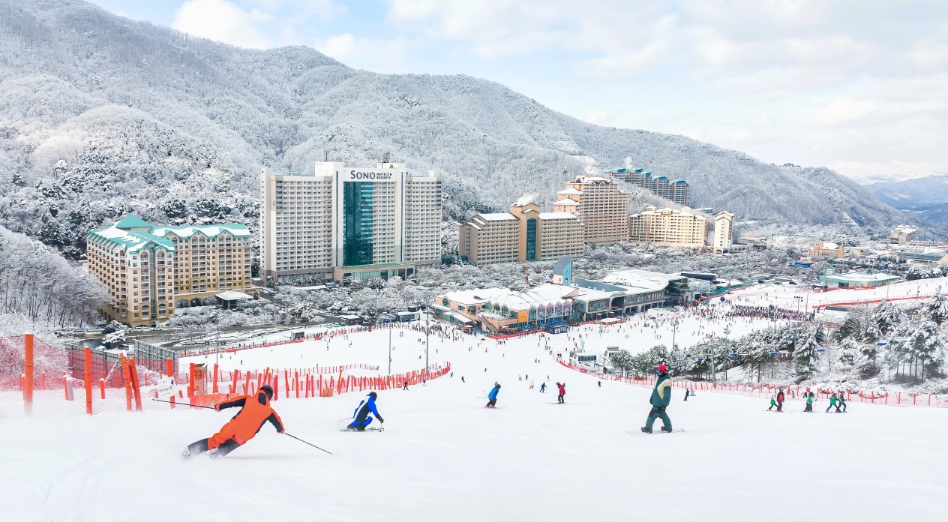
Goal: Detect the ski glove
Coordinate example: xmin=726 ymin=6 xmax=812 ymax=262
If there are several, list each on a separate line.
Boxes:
xmin=377 ymin=416 xmax=384 ymax=424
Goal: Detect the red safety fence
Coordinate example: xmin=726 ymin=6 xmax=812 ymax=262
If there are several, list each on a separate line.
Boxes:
xmin=559 ymin=360 xmax=948 ymax=408
xmin=1 ymin=334 xmax=451 ymax=417
xmin=174 ymin=362 xmax=450 ymax=401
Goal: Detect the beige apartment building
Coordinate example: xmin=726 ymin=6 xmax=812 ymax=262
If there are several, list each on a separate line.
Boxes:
xmin=87 ymin=215 xmax=255 ymax=327
xmin=260 ymin=161 xmax=442 ymax=284
xmin=460 ymin=202 xmax=585 ymax=266
xmin=553 ymin=175 xmax=629 ymax=246
xmin=712 ymin=211 xmax=734 ymax=253
xmin=628 ymin=207 xmax=707 ymax=247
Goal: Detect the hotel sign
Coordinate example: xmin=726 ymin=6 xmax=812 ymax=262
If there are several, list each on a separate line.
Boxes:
xmin=347 ymin=170 xmax=398 ymax=181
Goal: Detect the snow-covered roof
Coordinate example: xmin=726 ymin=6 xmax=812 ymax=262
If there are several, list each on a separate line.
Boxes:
xmin=152 ymin=224 xmax=251 ymax=239
xmin=554 ymin=200 xmax=579 ymax=206
xmin=893 ymin=225 xmax=917 ymax=234
xmin=478 ymin=213 xmax=517 ymax=222
xmin=89 ymin=226 xmax=175 ymax=253
xmin=539 ymin=212 xmax=578 ymax=220
xmin=573 ymin=287 xmax=613 ymax=302
xmin=440 ymin=283 xmax=574 ymax=311
xmin=601 ymin=269 xmax=681 ymax=293
xmin=820 ymin=242 xmax=840 ymax=250
xmin=557 ymin=188 xmax=582 ymax=195
xmin=216 ymin=290 xmax=253 ymax=301
xmin=820 ymin=272 xmax=900 ymax=284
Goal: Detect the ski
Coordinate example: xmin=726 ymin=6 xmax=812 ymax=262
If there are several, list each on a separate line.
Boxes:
xmin=340 ymin=427 xmax=384 ymax=432
xmin=628 ymin=429 xmax=685 ymax=434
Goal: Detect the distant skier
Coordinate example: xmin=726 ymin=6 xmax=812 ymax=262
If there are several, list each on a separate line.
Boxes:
xmin=183 ymin=385 xmax=284 ymax=458
xmin=556 ymin=382 xmax=566 ymax=404
xmin=346 ymin=392 xmax=384 ymax=431
xmin=776 ymin=388 xmax=785 ymax=412
xmin=825 ymin=393 xmax=838 ymax=413
xmin=837 ymin=391 xmax=847 ymax=413
xmin=804 ymin=392 xmax=814 ymax=412
xmin=641 ymin=364 xmax=673 ymax=433
xmin=540 ymin=382 xmax=546 ymax=393
xmin=486 ymin=382 xmax=501 ymax=408
xmin=768 ymin=394 xmax=778 ymax=411
xmin=403 ymin=381 xmax=409 ymax=391
xmin=598 ymin=381 xmax=602 ymax=388
xmin=684 ymin=388 xmax=688 ymax=401
xmin=461 ymin=376 xmax=466 ymax=383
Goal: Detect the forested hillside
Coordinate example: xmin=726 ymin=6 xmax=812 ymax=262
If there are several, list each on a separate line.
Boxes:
xmin=0 ymin=0 xmax=903 ymax=259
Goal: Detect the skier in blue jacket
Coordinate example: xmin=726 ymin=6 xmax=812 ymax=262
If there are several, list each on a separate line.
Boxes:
xmin=486 ymin=382 xmax=501 ymax=408
xmin=346 ymin=392 xmax=384 ymax=431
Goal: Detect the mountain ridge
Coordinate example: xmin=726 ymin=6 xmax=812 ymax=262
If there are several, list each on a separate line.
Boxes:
xmin=0 ymin=0 xmax=906 ymax=258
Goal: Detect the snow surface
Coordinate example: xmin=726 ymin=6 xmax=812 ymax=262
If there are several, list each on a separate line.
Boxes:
xmin=3 ymin=316 xmax=947 ymax=521
xmin=729 ymin=276 xmax=948 ymax=310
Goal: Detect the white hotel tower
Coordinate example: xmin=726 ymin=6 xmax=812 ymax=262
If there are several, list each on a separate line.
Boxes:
xmin=260 ymin=161 xmax=442 ymax=283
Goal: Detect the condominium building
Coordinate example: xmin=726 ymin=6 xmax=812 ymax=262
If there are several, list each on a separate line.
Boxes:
xmin=260 ymin=161 xmax=442 ymax=283
xmin=628 ymin=207 xmax=707 ymax=247
xmin=459 ymin=202 xmax=585 ymax=266
xmin=712 ymin=211 xmax=734 ymax=253
xmin=605 ymin=168 xmax=691 ymax=206
xmin=87 ymin=215 xmax=255 ymax=327
xmin=553 ymin=175 xmax=629 ymax=246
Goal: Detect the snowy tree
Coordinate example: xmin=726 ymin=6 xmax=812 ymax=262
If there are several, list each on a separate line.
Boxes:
xmin=608 ymin=350 xmax=634 ymax=375
xmin=922 ymin=287 xmax=948 ymax=324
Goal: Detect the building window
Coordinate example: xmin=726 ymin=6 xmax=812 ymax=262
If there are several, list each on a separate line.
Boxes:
xmin=526 ymin=218 xmax=537 ymax=261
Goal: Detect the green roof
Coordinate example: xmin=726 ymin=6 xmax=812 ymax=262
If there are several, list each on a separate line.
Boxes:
xmin=88 ymin=226 xmax=175 ymax=253
xmin=114 ymin=215 xmax=152 ymax=230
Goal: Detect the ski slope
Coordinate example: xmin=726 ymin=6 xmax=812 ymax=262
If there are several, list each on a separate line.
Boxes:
xmin=2 ymin=323 xmax=946 ymax=521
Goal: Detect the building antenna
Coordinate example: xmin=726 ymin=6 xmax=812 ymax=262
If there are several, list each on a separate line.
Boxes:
xmin=324 ymin=150 xmax=328 ymax=162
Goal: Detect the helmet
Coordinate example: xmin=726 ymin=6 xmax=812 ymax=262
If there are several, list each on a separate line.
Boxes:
xmin=260 ymin=385 xmax=274 ymax=400
xmin=368 ymin=392 xmax=378 ymax=400
xmin=656 ymin=364 xmax=668 ymax=374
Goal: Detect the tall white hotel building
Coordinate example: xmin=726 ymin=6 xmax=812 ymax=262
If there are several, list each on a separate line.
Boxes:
xmin=260 ymin=161 xmax=442 ymax=283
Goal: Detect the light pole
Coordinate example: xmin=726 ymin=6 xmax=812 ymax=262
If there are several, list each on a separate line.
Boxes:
xmin=388 ymin=323 xmax=392 ymax=375
xmin=671 ymin=318 xmax=679 ymax=350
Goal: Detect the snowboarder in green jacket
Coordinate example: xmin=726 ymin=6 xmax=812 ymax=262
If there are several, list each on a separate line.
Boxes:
xmin=768 ymin=394 xmax=778 ymax=411
xmin=837 ymin=391 xmax=847 ymax=413
xmin=825 ymin=393 xmax=838 ymax=413
xmin=804 ymin=391 xmax=814 ymax=412
xmin=641 ymin=364 xmax=673 ymax=433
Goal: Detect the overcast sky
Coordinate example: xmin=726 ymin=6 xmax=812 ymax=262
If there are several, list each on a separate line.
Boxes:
xmin=88 ymin=0 xmax=948 ymax=184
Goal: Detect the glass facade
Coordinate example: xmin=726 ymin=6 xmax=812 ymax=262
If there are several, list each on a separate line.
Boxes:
xmin=343 ymin=182 xmax=375 ymax=266
xmin=526 ymin=218 xmax=537 ymax=261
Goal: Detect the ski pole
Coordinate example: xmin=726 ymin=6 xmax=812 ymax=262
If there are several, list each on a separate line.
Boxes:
xmin=151 ymin=398 xmax=215 ymax=410
xmin=284 ymin=432 xmax=333 ymax=455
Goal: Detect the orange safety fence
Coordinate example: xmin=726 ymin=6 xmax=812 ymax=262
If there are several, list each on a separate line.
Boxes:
xmin=2 ymin=334 xmax=452 ymax=417
xmin=560 ymin=360 xmax=948 ymax=408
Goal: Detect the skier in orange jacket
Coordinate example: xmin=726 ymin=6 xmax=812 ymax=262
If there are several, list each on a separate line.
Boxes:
xmin=184 ymin=385 xmax=284 ymax=458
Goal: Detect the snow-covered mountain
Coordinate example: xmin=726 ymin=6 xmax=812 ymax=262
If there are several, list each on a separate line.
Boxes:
xmin=0 ymin=0 xmax=903 ymax=258
xmin=864 ymin=175 xmax=948 ymax=210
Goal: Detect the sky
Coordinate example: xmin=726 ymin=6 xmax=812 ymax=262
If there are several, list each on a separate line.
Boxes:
xmin=85 ymin=0 xmax=948 ymax=185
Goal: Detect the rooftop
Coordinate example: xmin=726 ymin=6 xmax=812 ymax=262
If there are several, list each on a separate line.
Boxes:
xmin=539 ymin=212 xmax=578 ymax=220
xmin=602 ymin=269 xmax=683 ymax=294
xmin=478 ymin=213 xmax=518 ymax=222
xmin=152 ymin=224 xmax=251 ymax=239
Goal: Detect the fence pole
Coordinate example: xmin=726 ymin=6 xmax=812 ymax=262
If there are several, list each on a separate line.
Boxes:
xmin=99 ymin=378 xmax=106 ymax=399
xmin=128 ymin=358 xmax=143 ymax=411
xmin=165 ymin=358 xmax=175 ymax=409
xmin=212 ymin=363 xmax=219 ymax=394
xmin=84 ymin=347 xmax=93 ymax=415
xmin=120 ymin=353 xmax=133 ymax=412
xmin=23 ymin=334 xmax=34 ymax=416
xmin=188 ymin=363 xmax=195 ymax=401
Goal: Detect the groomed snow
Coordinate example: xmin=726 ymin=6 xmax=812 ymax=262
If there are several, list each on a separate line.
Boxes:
xmin=2 ymin=318 xmax=946 ymax=521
